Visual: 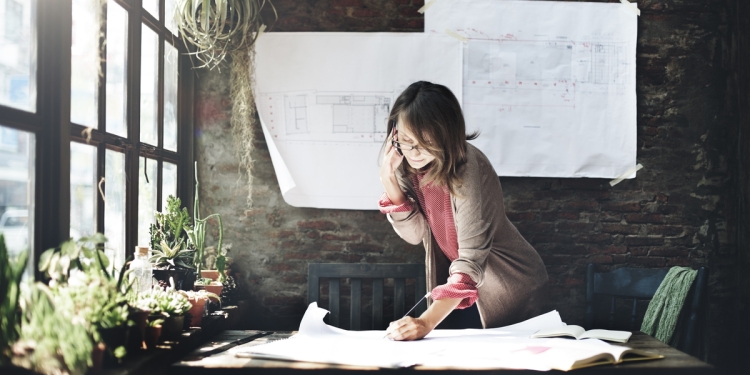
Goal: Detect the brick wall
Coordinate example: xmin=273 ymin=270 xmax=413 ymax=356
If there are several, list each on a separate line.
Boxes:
xmin=194 ymin=1 xmax=744 ymax=372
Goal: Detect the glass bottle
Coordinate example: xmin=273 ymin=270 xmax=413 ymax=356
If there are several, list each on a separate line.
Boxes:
xmin=129 ymin=246 xmax=153 ymax=293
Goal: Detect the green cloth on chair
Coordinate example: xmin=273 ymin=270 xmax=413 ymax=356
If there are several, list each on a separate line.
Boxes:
xmin=640 ymin=266 xmax=697 ymax=345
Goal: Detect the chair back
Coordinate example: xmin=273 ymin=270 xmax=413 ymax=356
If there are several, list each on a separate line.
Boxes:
xmin=307 ymin=263 xmax=426 ymax=330
xmin=585 ymin=263 xmax=709 ymax=357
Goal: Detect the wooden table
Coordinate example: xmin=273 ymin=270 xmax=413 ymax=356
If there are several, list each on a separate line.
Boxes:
xmin=170 ymin=331 xmax=713 ymax=375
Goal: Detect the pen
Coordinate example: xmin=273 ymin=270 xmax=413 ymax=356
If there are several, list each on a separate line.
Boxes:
xmin=383 ymin=292 xmax=431 ymax=339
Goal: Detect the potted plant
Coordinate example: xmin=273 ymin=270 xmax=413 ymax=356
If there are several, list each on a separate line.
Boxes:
xmin=12 ymin=284 xmax=94 ymax=375
xmin=150 ymin=195 xmax=196 ymax=290
xmin=135 ymin=288 xmax=191 ymax=341
xmin=0 ymin=234 xmax=27 ymax=366
xmin=180 ymin=289 xmax=220 ymax=327
xmin=144 ymin=319 xmax=164 ymax=350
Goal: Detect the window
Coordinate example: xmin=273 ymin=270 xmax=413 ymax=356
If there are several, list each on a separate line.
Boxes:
xmin=0 ymin=0 xmax=194 ymax=278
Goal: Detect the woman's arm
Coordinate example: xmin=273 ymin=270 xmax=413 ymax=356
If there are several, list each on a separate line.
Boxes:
xmin=384 ymin=297 xmax=462 ymax=341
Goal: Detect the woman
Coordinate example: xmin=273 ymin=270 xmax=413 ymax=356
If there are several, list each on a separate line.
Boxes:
xmin=380 ymin=81 xmax=548 ymax=341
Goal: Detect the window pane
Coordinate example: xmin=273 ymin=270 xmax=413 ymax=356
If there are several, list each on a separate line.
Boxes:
xmin=137 ymin=156 xmax=158 ymax=247
xmin=162 ymin=161 xmax=176 ymax=209
xmin=70 ymin=0 xmax=99 ymax=127
xmin=70 ymin=142 xmax=96 ymax=239
xmin=143 ymin=0 xmax=159 ymax=20
xmin=0 ymin=0 xmax=36 ymax=112
xmin=140 ymin=25 xmax=158 ymax=146
xmin=165 ymin=0 xmax=177 ymax=35
xmin=106 ymin=2 xmax=128 ymax=137
xmin=164 ymin=42 xmax=178 ymax=151
xmin=105 ymin=149 xmax=126 ymax=270
xmin=0 ymin=125 xmax=34 ymax=277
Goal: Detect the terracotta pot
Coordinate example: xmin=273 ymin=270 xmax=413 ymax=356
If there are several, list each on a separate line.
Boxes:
xmin=144 ymin=325 xmax=162 ymax=349
xmin=126 ymin=308 xmax=150 ymax=351
xmin=200 ymin=270 xmax=220 ymax=281
xmin=88 ymin=342 xmax=106 ymax=374
xmin=204 ymin=283 xmax=223 ymax=298
xmin=161 ymin=315 xmax=185 ymax=341
xmin=187 ymin=298 xmax=207 ymax=327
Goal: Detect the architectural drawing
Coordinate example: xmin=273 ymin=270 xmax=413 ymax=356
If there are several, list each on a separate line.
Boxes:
xmin=254 ymin=33 xmax=462 ymax=209
xmin=427 ymin=0 xmax=638 ymax=179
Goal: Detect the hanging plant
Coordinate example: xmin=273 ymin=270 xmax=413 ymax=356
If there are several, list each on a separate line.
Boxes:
xmin=175 ymin=0 xmax=275 ymax=70
xmin=175 ymin=1 xmax=277 ymax=206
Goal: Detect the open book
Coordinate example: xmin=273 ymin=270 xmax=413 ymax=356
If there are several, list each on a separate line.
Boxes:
xmin=536 ymin=339 xmax=664 ymax=371
xmin=531 ymin=325 xmax=632 ymax=343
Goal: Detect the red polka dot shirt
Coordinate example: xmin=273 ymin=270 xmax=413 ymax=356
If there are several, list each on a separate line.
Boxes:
xmin=379 ymin=173 xmax=479 ymax=309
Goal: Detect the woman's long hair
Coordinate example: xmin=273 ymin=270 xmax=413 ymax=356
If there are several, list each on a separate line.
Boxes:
xmin=386 ymin=81 xmax=479 ymax=195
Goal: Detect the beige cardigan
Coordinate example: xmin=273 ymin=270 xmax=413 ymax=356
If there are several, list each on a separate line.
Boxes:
xmin=387 ymin=144 xmax=549 ymax=328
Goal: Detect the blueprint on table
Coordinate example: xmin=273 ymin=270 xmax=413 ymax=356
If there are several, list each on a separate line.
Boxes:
xmin=254 ymin=33 xmax=462 ymax=209
xmin=235 ymin=302 xmax=650 ymax=371
xmin=426 ymin=0 xmax=638 ymax=178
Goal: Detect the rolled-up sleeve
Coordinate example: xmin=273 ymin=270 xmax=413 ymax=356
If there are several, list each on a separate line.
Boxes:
xmin=378 ymin=192 xmax=413 ymax=214
xmin=430 ymin=273 xmax=478 ymax=309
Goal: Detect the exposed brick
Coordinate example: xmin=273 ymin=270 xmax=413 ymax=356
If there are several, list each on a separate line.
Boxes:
xmin=647 ymin=225 xmax=685 ymax=236
xmin=629 ymin=246 xmax=650 ymax=256
xmin=599 ymin=245 xmax=628 ymax=254
xmin=589 ymin=255 xmax=613 ymax=264
xmin=332 ymin=0 xmax=362 ymax=6
xmin=297 ymin=220 xmax=337 ymax=231
xmin=625 ymin=214 xmax=665 ymax=223
xmin=508 ymin=200 xmax=550 ymax=211
xmin=552 ymin=245 xmax=589 ymax=255
xmin=556 ymin=222 xmax=596 ymax=233
xmin=283 ymin=251 xmax=320 ymax=260
xmin=352 ymin=9 xmax=383 ymax=17
xmin=602 ymin=202 xmax=641 ymax=212
xmin=268 ymin=230 xmax=296 ymax=238
xmin=268 ymin=263 xmax=295 ymax=272
xmin=321 ymin=233 xmax=362 ymax=241
xmin=601 ymin=224 xmax=640 ymax=235
xmin=540 ymin=212 xmax=580 ymax=221
xmin=306 ymin=231 xmax=320 ymax=239
xmin=516 ymin=222 xmax=555 ymax=233
xmin=398 ymin=6 xmax=422 ymax=18
xmin=540 ymin=255 xmax=573 ymax=265
xmin=348 ymin=243 xmax=384 ymax=253
xmin=506 ymin=212 xmax=536 ymax=222
xmin=625 ymin=236 xmax=665 ymax=246
xmin=531 ymin=234 xmax=575 ymax=244
xmin=630 ymin=256 xmax=667 ymax=267
xmin=654 ymin=194 xmax=669 ymax=203
xmin=282 ymin=275 xmax=307 ymax=284
xmin=648 ymin=247 xmax=689 ymax=257
xmin=564 ymin=277 xmax=585 ymax=286
xmin=562 ymin=201 xmax=600 ymax=210
xmin=574 ymin=233 xmax=612 ymax=243
xmin=666 ymin=257 xmax=692 ymax=267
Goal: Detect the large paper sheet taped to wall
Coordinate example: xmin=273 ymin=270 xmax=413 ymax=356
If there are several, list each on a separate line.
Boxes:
xmin=255 ymin=33 xmax=462 ymax=209
xmin=426 ymin=0 xmax=638 ymax=178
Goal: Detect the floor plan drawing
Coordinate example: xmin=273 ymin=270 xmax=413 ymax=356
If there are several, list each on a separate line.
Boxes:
xmin=259 ymin=91 xmax=391 ymax=141
xmin=427 ymin=0 xmax=638 ymax=179
xmin=255 ymin=33 xmax=462 ymax=209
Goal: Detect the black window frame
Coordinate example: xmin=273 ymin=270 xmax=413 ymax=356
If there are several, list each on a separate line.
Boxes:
xmin=0 ymin=0 xmax=195 ymax=280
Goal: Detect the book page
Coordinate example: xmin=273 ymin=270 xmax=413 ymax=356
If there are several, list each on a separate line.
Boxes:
xmin=531 ymin=324 xmax=585 ymax=339
xmin=579 ymin=329 xmax=632 ymax=343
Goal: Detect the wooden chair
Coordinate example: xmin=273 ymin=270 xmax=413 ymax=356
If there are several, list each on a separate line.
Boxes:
xmin=307 ymin=263 xmax=426 ymax=330
xmin=585 ymin=263 xmax=709 ymax=358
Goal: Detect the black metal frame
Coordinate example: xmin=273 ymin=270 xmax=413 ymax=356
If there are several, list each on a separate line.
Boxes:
xmin=0 ymin=0 xmax=194 ymax=279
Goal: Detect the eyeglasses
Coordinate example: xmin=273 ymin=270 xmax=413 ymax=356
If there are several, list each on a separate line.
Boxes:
xmin=391 ymin=139 xmax=427 ymax=155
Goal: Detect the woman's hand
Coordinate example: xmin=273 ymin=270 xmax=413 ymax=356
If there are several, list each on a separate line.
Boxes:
xmin=380 ymin=132 xmax=404 ymax=184
xmin=384 ymin=317 xmax=433 ymax=341
xmin=380 ymin=130 xmax=406 ymax=205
